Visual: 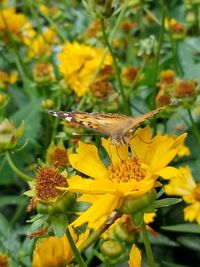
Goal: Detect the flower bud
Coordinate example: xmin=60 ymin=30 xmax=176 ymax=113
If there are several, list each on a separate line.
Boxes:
xmin=83 ymin=0 xmax=119 ymax=18
xmin=36 ymin=191 xmax=76 ymax=214
xmin=113 ymin=221 xmax=138 ymax=243
xmin=100 ymin=240 xmax=124 ymax=259
xmin=0 ymin=119 xmax=24 ymax=153
xmin=33 ymin=63 xmax=55 ymax=84
xmin=41 ymin=99 xmax=55 ymax=109
xmin=118 ymin=189 xmax=157 ymax=215
xmin=137 ymin=35 xmax=158 ymax=58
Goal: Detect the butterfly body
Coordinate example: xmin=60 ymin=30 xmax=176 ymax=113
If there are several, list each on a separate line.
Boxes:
xmin=48 ymin=107 xmax=165 ymax=146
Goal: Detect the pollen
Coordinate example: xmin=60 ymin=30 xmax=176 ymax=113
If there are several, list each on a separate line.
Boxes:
xmin=108 ymin=157 xmax=146 ymax=183
xmin=36 ymin=167 xmax=68 ymax=201
xmin=193 ymin=184 xmax=200 ymax=202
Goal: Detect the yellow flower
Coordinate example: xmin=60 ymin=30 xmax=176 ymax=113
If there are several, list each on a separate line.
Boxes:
xmin=0 ymin=8 xmax=26 ymax=37
xmin=165 ymin=166 xmax=200 ymax=224
xmin=60 ymin=126 xmax=186 ymax=228
xmin=128 ymin=244 xmax=142 ymax=267
xmin=32 ymin=227 xmax=89 ymax=267
xmin=57 ymin=41 xmax=112 ymax=97
xmin=25 ymin=28 xmax=58 ymax=59
xmin=0 ymin=70 xmax=18 ymax=90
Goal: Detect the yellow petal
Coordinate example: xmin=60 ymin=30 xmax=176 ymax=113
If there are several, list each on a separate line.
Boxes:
xmin=102 ymin=138 xmax=128 ymax=164
xmin=69 ymin=141 xmax=108 ymax=179
xmin=72 ymin=194 xmax=120 ymax=228
xmin=129 ymin=244 xmax=142 ymax=267
xmin=155 ymin=167 xmax=181 ymax=179
xmin=64 ymin=175 xmax=116 ymax=195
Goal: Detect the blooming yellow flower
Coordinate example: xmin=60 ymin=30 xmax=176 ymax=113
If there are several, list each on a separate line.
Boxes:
xmin=32 ymin=227 xmax=89 ymax=267
xmin=165 ymin=166 xmax=200 ymax=224
xmin=60 ymin=126 xmax=186 ymax=228
xmin=128 ymin=244 xmax=142 ymax=267
xmin=57 ymin=41 xmax=112 ymax=97
xmin=25 ymin=28 xmax=58 ymax=59
xmin=0 ymin=8 xmax=26 ymax=37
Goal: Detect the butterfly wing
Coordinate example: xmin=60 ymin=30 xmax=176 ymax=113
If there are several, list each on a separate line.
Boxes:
xmin=124 ymin=106 xmax=165 ymax=136
xmin=47 ymin=110 xmax=127 ymax=135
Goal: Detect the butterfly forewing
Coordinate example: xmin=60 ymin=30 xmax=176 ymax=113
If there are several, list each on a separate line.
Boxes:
xmin=47 ymin=106 xmax=165 ymax=145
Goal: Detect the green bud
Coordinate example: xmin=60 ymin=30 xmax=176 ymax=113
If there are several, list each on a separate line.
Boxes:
xmin=36 ymin=192 xmax=76 ymax=215
xmin=100 ymin=240 xmax=124 ymax=259
xmin=118 ymin=189 xmax=157 ymax=215
xmin=114 ymin=222 xmax=138 ymax=243
xmin=0 ymin=119 xmax=24 ymax=153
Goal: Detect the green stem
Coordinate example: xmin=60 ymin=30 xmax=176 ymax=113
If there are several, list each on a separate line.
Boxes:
xmin=141 ymin=221 xmax=155 ymax=267
xmin=100 ymin=18 xmax=130 ymax=114
xmin=5 ymin=152 xmax=33 ymax=182
xmin=187 ymin=108 xmax=200 ymax=145
xmin=65 ymin=226 xmax=87 ymax=267
xmin=165 ymin=7 xmax=184 ymax=76
xmin=151 ymin=0 xmax=166 ymax=109
xmin=127 ymin=59 xmax=147 ymax=98
xmin=93 ymin=0 xmax=129 ymax=80
xmin=79 ymin=211 xmax=121 ymax=253
xmin=194 ymin=4 xmax=200 ymax=35
xmin=41 ymin=14 xmax=66 ymax=42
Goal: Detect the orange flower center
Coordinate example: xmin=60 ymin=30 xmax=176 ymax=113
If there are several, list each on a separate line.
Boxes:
xmin=108 ymin=157 xmax=146 ymax=183
xmin=193 ymin=184 xmax=200 ymax=201
xmin=36 ymin=167 xmax=68 ymax=201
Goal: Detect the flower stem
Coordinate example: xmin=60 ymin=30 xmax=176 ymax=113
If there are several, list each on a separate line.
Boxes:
xmin=165 ymin=7 xmax=184 ymax=77
xmin=187 ymin=108 xmax=200 ymax=145
xmin=151 ymin=0 xmax=166 ymax=109
xmin=65 ymin=226 xmax=87 ymax=267
xmin=141 ymin=221 xmax=155 ymax=267
xmin=5 ymin=152 xmax=33 ymax=182
xmin=100 ymin=18 xmax=130 ymax=114
xmin=93 ymin=0 xmax=129 ymax=81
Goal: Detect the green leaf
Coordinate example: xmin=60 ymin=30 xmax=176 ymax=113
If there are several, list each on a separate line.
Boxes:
xmin=161 ymin=224 xmax=200 ymax=234
xmin=151 ymin=198 xmax=182 ymax=209
xmin=147 ymin=232 xmax=179 ymax=247
xmin=11 ymin=99 xmax=42 ymax=143
xmin=0 ymin=196 xmax=27 ymax=207
xmin=51 ymin=214 xmax=68 ymax=237
xmin=177 ymin=235 xmax=200 ymax=251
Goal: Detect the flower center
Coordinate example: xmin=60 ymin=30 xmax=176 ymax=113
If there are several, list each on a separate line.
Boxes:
xmin=36 ymin=167 xmax=68 ymax=201
xmin=108 ymin=157 xmax=146 ymax=183
xmin=193 ymin=184 xmax=200 ymax=201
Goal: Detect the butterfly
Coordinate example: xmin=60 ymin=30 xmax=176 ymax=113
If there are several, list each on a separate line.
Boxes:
xmin=47 ymin=107 xmax=165 ymax=146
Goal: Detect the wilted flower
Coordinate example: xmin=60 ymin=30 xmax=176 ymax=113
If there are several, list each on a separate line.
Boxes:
xmin=46 ymin=142 xmax=69 ymax=168
xmin=0 ymin=254 xmax=8 ymax=267
xmin=175 ymin=79 xmax=197 ymax=98
xmin=165 ymin=18 xmax=186 ymax=40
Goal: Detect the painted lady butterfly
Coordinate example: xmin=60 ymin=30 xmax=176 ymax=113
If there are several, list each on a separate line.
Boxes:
xmin=48 ymin=107 xmax=165 ymax=146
